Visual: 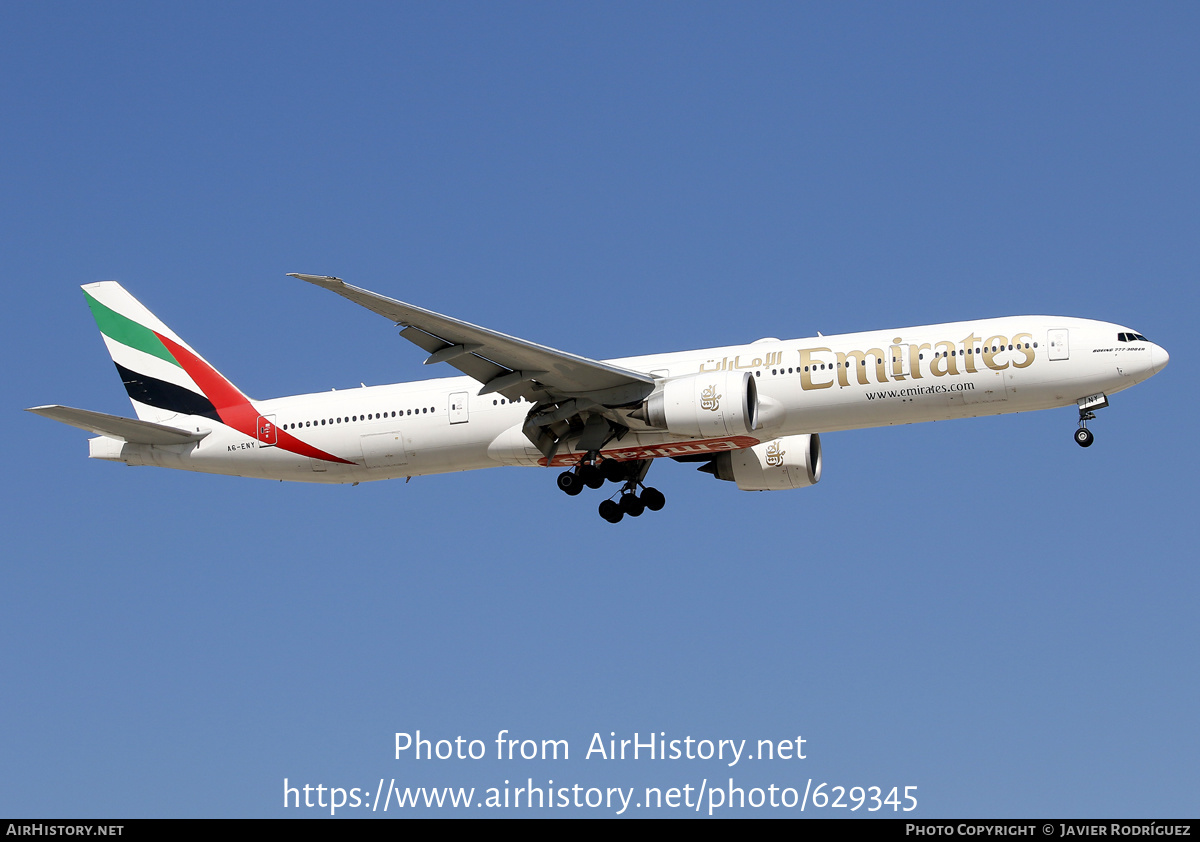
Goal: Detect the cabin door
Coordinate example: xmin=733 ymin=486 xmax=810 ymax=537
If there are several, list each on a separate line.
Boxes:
xmin=449 ymin=392 xmax=469 ymax=424
xmin=1048 ymin=329 xmax=1070 ymax=361
xmin=256 ymin=414 xmax=277 ymax=447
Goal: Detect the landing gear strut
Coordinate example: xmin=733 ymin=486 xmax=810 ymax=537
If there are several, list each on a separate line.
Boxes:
xmin=598 ymin=460 xmax=665 ymax=524
xmin=556 ymin=451 xmax=605 ymax=494
xmin=555 ymin=456 xmax=667 ymax=523
xmin=1074 ymin=393 xmax=1108 ymax=448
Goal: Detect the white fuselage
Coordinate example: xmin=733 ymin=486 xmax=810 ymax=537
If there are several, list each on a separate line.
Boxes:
xmin=92 ymin=316 xmax=1168 ymax=483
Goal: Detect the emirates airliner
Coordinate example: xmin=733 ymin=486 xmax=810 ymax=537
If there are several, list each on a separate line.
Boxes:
xmin=29 ymin=275 xmax=1168 ymax=523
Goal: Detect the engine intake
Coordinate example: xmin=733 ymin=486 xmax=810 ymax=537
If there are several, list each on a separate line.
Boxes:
xmin=640 ymin=371 xmax=759 ymax=438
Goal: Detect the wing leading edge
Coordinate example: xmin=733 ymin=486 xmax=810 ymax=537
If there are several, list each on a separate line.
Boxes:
xmin=289 ymin=274 xmax=654 ymax=406
xmin=290 ymin=274 xmax=658 ymax=459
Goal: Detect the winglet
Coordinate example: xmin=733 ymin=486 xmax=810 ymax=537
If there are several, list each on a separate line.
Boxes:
xmin=288 ymin=273 xmax=344 ymax=288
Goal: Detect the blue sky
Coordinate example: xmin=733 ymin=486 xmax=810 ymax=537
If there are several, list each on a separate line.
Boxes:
xmin=3 ymin=2 xmax=1197 ymax=818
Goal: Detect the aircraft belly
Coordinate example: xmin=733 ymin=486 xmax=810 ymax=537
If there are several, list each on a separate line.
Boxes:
xmin=400 ymin=446 xmax=495 ymax=475
xmin=961 ymin=369 xmax=1008 ymax=405
xmin=359 ymin=431 xmax=408 ymax=468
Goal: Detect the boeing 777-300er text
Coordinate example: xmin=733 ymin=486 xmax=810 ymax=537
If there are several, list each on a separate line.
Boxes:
xmin=29 ymin=275 xmax=1169 ymax=523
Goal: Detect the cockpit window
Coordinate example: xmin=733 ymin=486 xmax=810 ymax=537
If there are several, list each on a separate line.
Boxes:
xmin=1118 ymin=332 xmax=1150 ymax=342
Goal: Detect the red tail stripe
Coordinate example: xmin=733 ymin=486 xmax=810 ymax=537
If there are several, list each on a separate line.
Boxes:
xmin=156 ymin=333 xmax=356 ymax=465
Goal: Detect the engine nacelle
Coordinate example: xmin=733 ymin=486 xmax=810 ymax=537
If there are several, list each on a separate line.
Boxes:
xmin=709 ymin=433 xmax=822 ymax=491
xmin=641 ymin=370 xmax=759 ymax=438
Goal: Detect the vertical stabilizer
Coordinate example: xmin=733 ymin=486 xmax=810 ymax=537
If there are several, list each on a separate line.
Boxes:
xmin=83 ymin=282 xmax=251 ymax=425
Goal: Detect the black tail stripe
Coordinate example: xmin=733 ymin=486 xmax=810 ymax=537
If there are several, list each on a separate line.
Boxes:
xmin=114 ymin=362 xmax=222 ymax=422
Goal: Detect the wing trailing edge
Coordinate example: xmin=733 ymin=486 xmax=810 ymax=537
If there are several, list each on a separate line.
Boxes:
xmin=288 ymin=273 xmax=655 ymax=404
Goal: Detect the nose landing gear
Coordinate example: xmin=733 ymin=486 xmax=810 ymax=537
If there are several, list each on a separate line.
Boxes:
xmin=1074 ymin=393 xmax=1108 ymax=448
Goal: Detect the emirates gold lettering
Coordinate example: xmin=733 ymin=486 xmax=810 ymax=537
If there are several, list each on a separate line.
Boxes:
xmin=836 ymin=348 xmax=887 ymax=386
xmin=1011 ymin=332 xmax=1034 ymax=368
xmin=909 ymin=343 xmax=930 ymax=380
xmin=890 ymin=337 xmax=908 ymax=380
xmin=700 ymin=385 xmax=722 ymax=411
xmin=961 ymin=332 xmax=980 ymax=373
xmin=930 ymin=341 xmax=958 ymax=377
xmin=789 ymin=328 xmax=1036 ymax=391
xmin=799 ymin=347 xmax=834 ymax=390
xmin=982 ymin=335 xmax=1009 ymax=371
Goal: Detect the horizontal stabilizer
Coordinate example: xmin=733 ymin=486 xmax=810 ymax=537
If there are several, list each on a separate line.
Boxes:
xmin=27 ymin=405 xmax=208 ymax=445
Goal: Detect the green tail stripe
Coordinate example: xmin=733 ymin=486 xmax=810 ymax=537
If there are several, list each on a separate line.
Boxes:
xmin=84 ymin=290 xmax=180 ymax=368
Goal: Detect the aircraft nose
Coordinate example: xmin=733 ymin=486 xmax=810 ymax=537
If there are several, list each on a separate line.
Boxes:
xmin=1151 ymin=343 xmax=1169 ymax=375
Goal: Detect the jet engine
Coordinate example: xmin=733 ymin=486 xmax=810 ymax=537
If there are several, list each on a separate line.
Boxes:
xmin=637 ymin=371 xmax=759 ymax=438
xmin=704 ymin=433 xmax=822 ymax=491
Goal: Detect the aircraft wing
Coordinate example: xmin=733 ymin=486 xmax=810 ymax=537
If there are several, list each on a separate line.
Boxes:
xmin=27 ymin=405 xmax=209 ymax=445
xmin=289 ymin=274 xmax=655 ymax=407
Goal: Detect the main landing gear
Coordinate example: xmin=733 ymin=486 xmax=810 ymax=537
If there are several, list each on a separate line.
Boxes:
xmin=598 ymin=484 xmax=666 ymax=524
xmin=1073 ymin=393 xmax=1108 ymax=448
xmin=557 ymin=456 xmax=666 ymax=523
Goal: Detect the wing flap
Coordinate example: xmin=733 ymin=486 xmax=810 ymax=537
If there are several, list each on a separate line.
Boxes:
xmin=27 ymin=405 xmax=209 ymax=445
xmin=398 ymin=326 xmax=514 ymax=396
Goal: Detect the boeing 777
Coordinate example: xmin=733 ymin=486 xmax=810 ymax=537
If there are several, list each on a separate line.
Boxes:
xmin=29 ymin=275 xmax=1169 ymax=522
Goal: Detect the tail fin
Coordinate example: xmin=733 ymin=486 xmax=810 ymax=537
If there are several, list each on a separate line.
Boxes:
xmin=83 ymin=282 xmax=252 ymax=425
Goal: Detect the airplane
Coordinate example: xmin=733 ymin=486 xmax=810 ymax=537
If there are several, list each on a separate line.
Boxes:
xmin=29 ymin=275 xmax=1169 ymax=523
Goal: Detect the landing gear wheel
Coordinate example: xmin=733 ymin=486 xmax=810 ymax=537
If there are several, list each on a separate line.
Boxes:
xmin=1074 ymin=427 xmax=1094 ymax=448
xmin=598 ymin=499 xmax=623 ymax=523
xmin=641 ymin=487 xmax=666 ymax=512
xmin=579 ymin=464 xmax=605 ymax=489
xmin=620 ymin=493 xmax=646 ymax=517
xmin=557 ymin=470 xmax=584 ymax=495
xmin=600 ymin=459 xmax=625 ymax=483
